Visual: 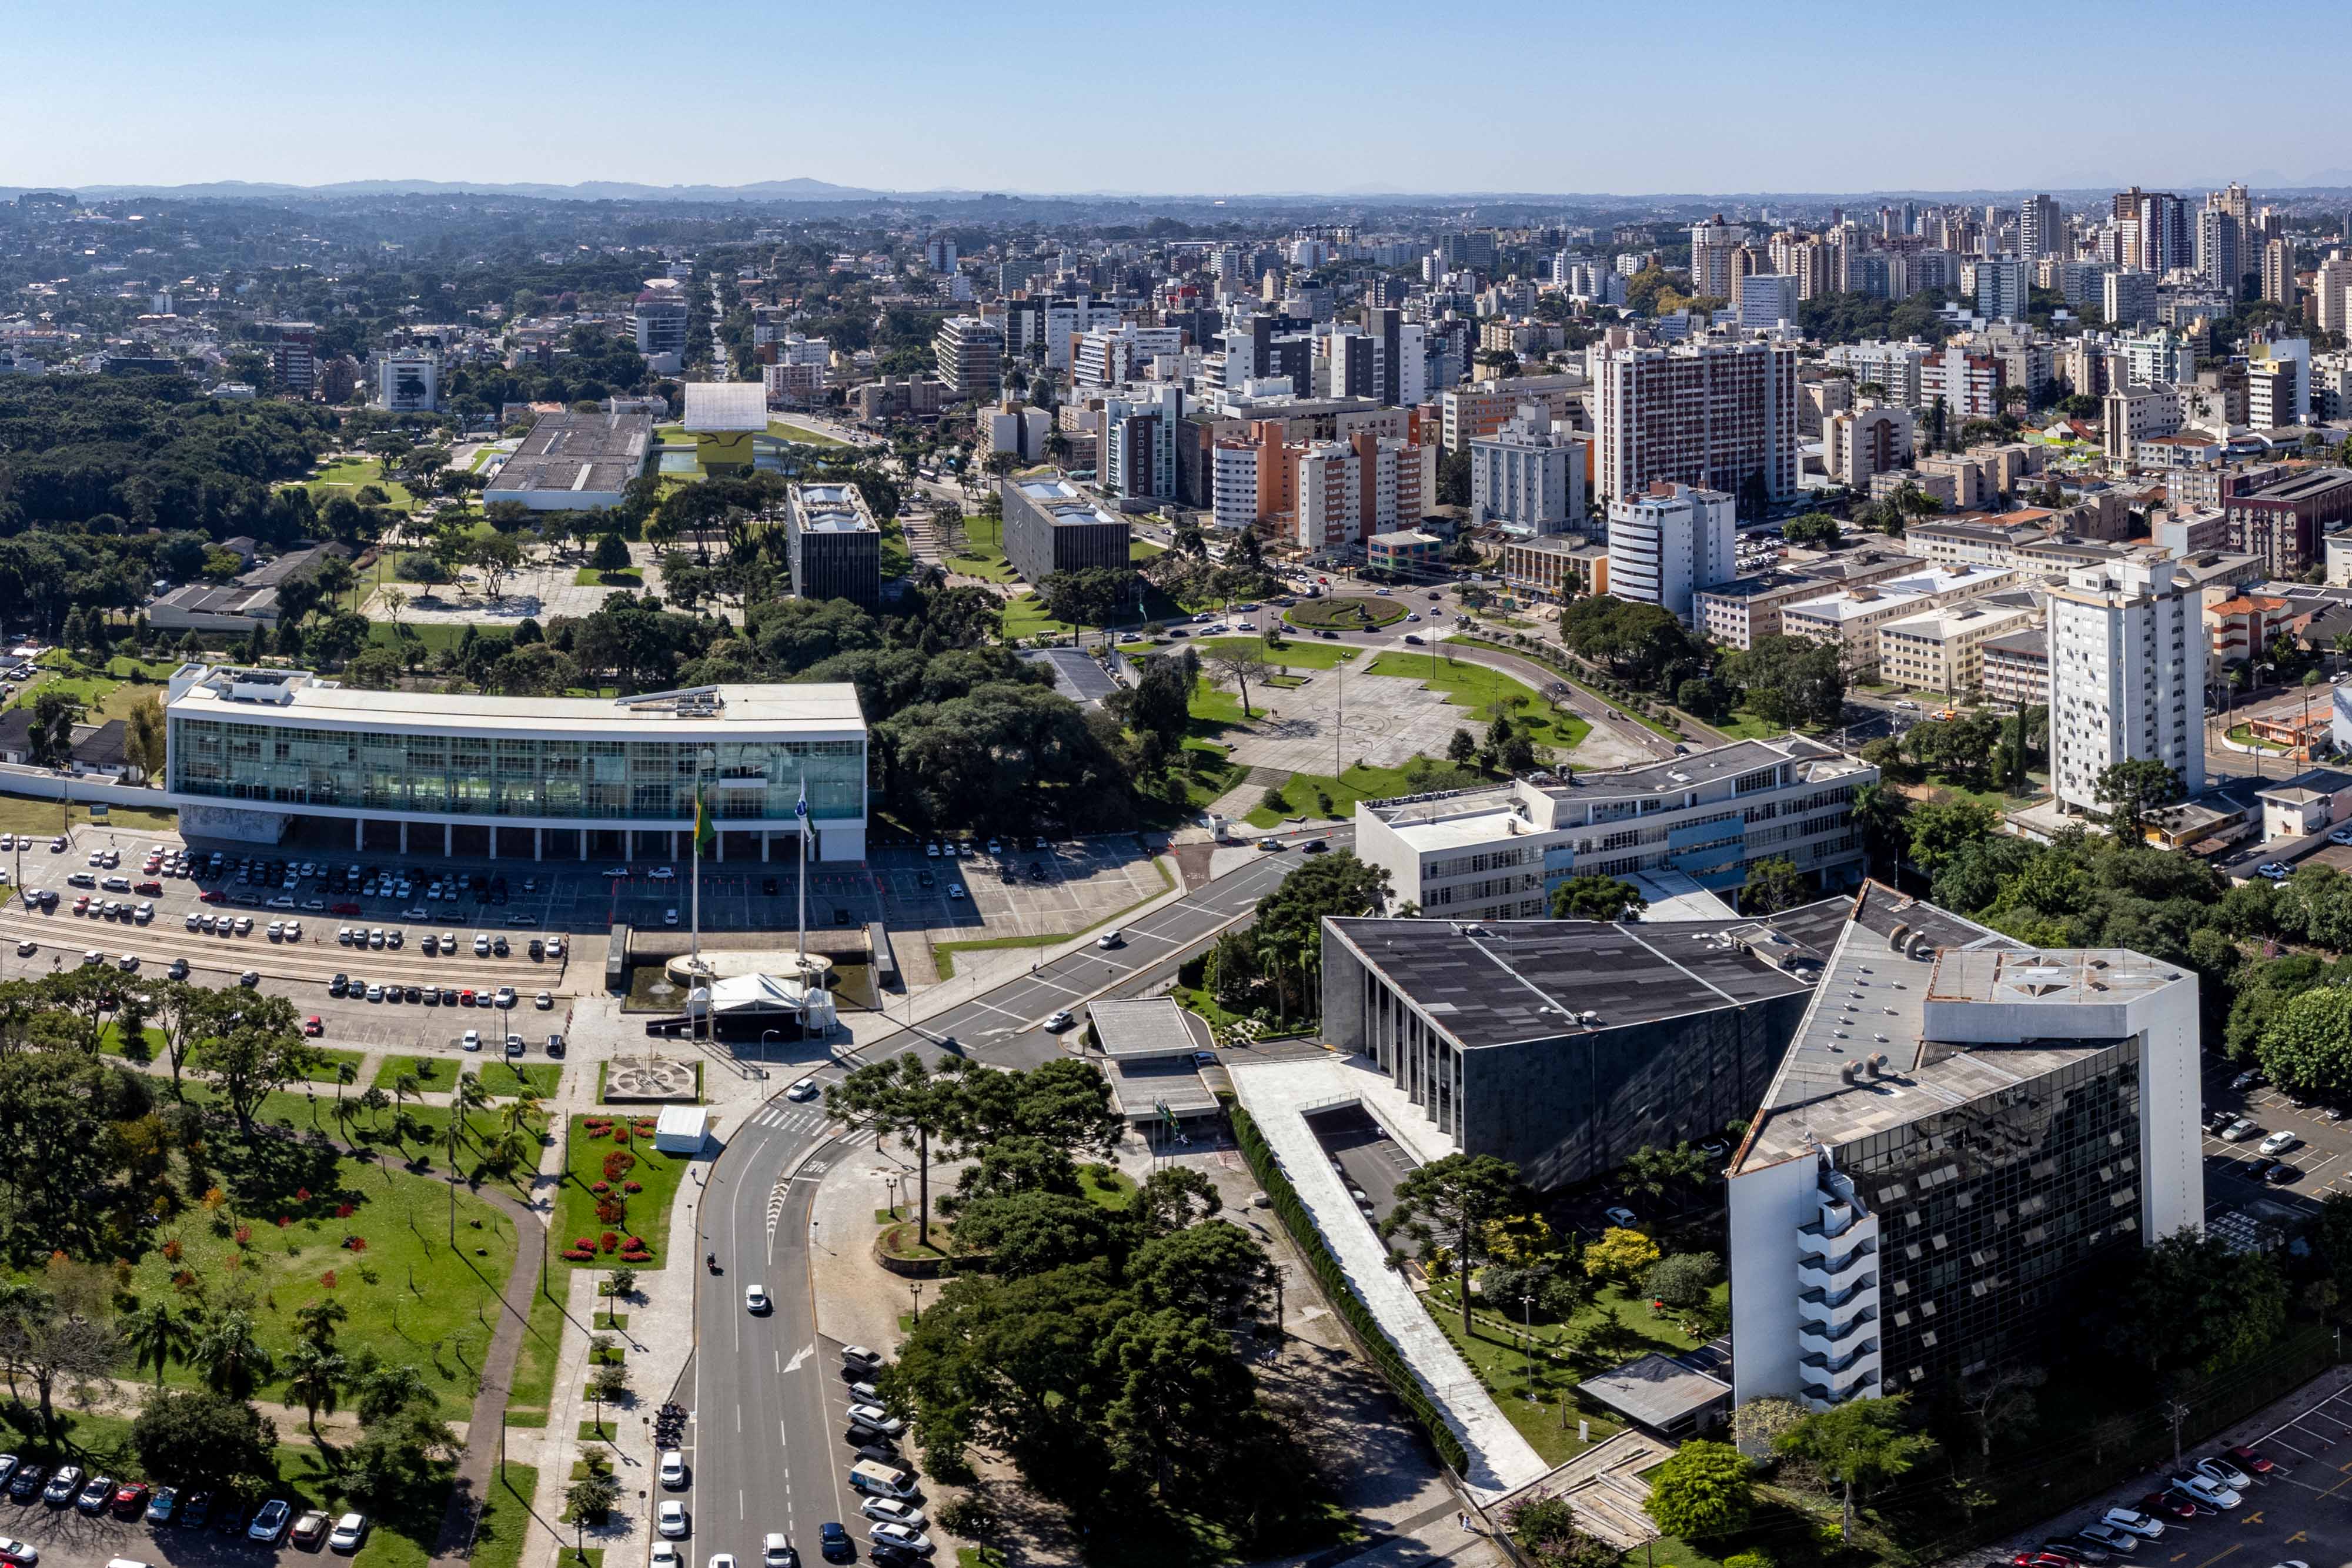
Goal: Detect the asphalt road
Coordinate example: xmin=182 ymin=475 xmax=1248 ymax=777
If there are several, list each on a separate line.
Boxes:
xmin=672 ymin=824 xmax=1351 ymax=1564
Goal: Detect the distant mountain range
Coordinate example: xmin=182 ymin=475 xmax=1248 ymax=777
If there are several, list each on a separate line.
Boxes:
xmin=11 ymin=176 xmax=2352 ymax=206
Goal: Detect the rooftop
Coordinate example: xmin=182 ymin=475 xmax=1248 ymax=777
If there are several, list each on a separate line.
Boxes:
xmin=488 ymin=408 xmax=653 ymax=497
xmin=1013 ymin=472 xmax=1125 ymax=527
xmin=1322 ymin=897 xmax=1847 ymax=1052
xmin=1577 ymin=1352 xmax=1732 ymax=1433
xmin=1087 ymin=997 xmax=1201 ymax=1059
xmin=681 ymin=382 xmax=769 ymax=432
xmin=1732 ymin=884 xmax=2192 ymax=1173
xmin=1782 ymin=565 xmax=2013 ymax=624
xmin=164 ymin=666 xmax=864 ymax=738
xmin=790 ymin=482 xmax=877 ymax=534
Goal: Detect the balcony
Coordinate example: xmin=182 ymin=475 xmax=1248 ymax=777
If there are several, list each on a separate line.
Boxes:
xmin=1799 ymin=1350 xmax=1883 ymax=1407
xmin=1799 ymin=1308 xmax=1877 ymax=1358
xmin=1796 ymin=1239 xmax=1876 ymax=1293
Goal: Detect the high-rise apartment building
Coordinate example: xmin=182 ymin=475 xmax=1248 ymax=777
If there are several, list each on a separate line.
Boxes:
xmin=1101 ymin=385 xmax=1184 ymax=502
xmin=2317 ymin=251 xmax=2352 ymax=336
xmin=2103 ymin=269 xmax=2158 ymax=329
xmin=1974 ymin=258 xmax=2027 ymax=322
xmin=2263 ymin=238 xmax=2299 ymax=308
xmin=1294 ymin=433 xmax=1432 ymax=553
xmin=1606 ymin=480 xmax=1738 ymax=618
xmin=2047 ymin=556 xmax=2205 ymax=816
xmin=378 ymin=347 xmax=438 ymax=413
xmin=2135 ymin=192 xmax=2190 ymax=274
xmin=262 ymin=321 xmax=318 ymax=396
xmin=784 ymin=482 xmax=883 ymax=610
xmin=923 ymin=237 xmax=957 ymax=273
xmin=1469 ymin=406 xmax=1586 ymax=535
xmin=932 ymin=316 xmax=1004 ymax=399
xmin=2198 ymin=200 xmax=2243 ymax=296
xmin=2018 ymin=194 xmax=2063 ymax=261
xmin=1592 ymin=340 xmax=1798 ymax=503
xmin=1689 ymin=215 xmax=1749 ymax=299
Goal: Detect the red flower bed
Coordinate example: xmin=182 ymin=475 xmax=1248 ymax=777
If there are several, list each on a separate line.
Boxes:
xmin=599 ymin=1231 xmax=619 ymax=1253
xmin=623 ymin=1181 xmax=642 ymax=1193
xmin=590 ymin=1181 xmax=611 ymax=1193
xmin=562 ymin=1248 xmax=594 ymax=1261
xmin=602 ymin=1150 xmax=636 ymax=1181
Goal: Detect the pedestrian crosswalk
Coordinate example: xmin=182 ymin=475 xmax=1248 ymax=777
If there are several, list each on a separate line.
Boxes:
xmin=749 ymin=1105 xmax=832 ymax=1135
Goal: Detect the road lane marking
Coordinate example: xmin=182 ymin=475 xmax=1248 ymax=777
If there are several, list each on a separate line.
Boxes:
xmin=784 ymin=1343 xmax=814 ymax=1375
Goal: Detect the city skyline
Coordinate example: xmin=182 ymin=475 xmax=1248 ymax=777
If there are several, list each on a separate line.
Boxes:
xmin=14 ymin=0 xmax=2352 ymax=198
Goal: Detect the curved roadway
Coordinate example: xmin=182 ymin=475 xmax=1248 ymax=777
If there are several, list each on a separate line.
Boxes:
xmin=672 ymin=825 xmax=1348 ymax=1564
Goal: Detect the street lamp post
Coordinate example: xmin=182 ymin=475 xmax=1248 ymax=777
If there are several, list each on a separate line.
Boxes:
xmin=909 ymin=1280 xmax=924 ymax=1324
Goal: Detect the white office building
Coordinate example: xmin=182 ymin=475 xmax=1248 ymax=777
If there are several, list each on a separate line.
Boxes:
xmin=378 ymin=348 xmax=439 ymax=413
xmin=163 ymin=666 xmax=869 ymax=862
xmin=1736 ymin=273 xmax=1800 ymax=329
xmin=1351 ymin=735 xmax=1876 ymax=920
xmin=1607 ymin=482 xmax=1737 ymax=619
xmin=1728 ymin=887 xmax=2202 ymax=1412
xmin=2047 ymin=556 xmax=2206 ymax=816
xmin=1469 ymin=406 xmax=1586 ymax=536
xmin=1823 ymin=339 xmax=1929 ymax=406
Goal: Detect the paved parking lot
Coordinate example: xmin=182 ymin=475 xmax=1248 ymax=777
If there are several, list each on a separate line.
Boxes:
xmin=868 ymin=837 xmax=1168 ymax=942
xmin=2012 ymin=1380 xmax=2352 ymax=1568
xmin=2200 ymin=1058 xmax=2351 ymax=1249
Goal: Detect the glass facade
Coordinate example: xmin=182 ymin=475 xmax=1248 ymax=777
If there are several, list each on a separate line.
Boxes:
xmin=168 ymin=717 xmax=864 ymax=825
xmin=1839 ymin=1042 xmax=2143 ymax=1388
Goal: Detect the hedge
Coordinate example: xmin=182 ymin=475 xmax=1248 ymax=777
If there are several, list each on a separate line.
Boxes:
xmin=1231 ymin=1103 xmax=1469 ymax=1474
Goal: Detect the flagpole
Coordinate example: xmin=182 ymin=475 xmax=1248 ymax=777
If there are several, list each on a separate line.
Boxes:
xmin=796 ymin=775 xmax=808 ymax=973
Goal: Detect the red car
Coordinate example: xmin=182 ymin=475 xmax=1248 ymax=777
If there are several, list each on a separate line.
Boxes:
xmin=133 ymin=881 xmax=161 ymax=897
xmin=2012 ymin=1556 xmax=2074 ymax=1568
xmin=198 ymin=890 xmax=226 ymax=904
xmin=2223 ymin=1445 xmax=2274 ymax=1475
xmin=2137 ymin=1492 xmax=2199 ymax=1519
xmin=303 ymin=1017 xmax=323 ymax=1037
xmin=330 ymin=902 xmax=360 ymax=915
xmin=111 ymin=1481 xmax=148 ymax=1518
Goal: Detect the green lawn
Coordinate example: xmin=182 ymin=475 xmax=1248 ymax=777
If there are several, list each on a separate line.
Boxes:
xmin=946 ymin=513 xmax=1021 ymax=584
xmin=1285 ymin=595 xmax=1405 ymax=631
xmin=768 ymin=419 xmax=845 ymax=446
xmin=1003 ymin=591 xmax=1081 ymax=642
xmin=574 ymin=568 xmax=643 ymax=587
xmin=504 ymin=1278 xmax=567 ymax=1429
xmin=552 ymin=1115 xmax=693 ymax=1268
xmin=375 ymin=1054 xmax=462 ymax=1093
xmin=365 ymin=621 xmax=471 ymax=656
xmin=477 ymin=1062 xmax=563 ymax=1098
xmin=1238 ymin=761 xmax=1460 ymax=828
xmin=1191 ymin=637 xmax=1361 ymax=671
xmin=1421 ymin=1280 xmax=1726 ymax=1466
xmin=0 ymin=793 xmax=175 ymax=836
xmin=467 ymin=1464 xmax=540 ymax=1568
xmin=6 ymin=650 xmax=173 ymax=725
xmin=1361 ymin=651 xmax=1591 ymax=751
xmin=1714 ymin=710 xmax=1789 ymax=741
xmin=1080 ymin=1164 xmax=1137 ymax=1211
xmin=1188 ymin=676 xmax=1264 ymax=729
xmin=106 ymin=1141 xmax=523 ymax=1419
xmin=300 ymin=457 xmax=416 ymax=511
xmin=1446 ymin=636 xmax=1688 ymax=740
xmin=109 ymin=1028 xmax=363 ymax=1088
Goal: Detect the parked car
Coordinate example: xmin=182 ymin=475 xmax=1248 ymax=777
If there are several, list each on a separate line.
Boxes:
xmin=4 ymin=1469 xmax=39 ymax=1504
xmin=2220 ymin=1116 xmax=2260 ymax=1142
xmin=0 ymin=1540 xmax=35 ymax=1567
xmin=861 ymin=1499 xmax=925 ymax=1529
xmin=2257 ymin=862 xmax=2293 ymax=881
xmin=660 ymin=1452 xmax=688 ymax=1489
xmin=41 ymin=1467 xmax=81 ymax=1506
xmin=249 ymin=1499 xmax=293 ymax=1541
xmin=328 ymin=1513 xmax=368 ymax=1553
xmin=143 ymin=1489 xmax=177 ymax=1527
xmin=867 ymin=1524 xmax=933 ymax=1557
xmin=2223 ymin=1445 xmax=2276 ymax=1475
xmin=290 ymin=1510 xmax=330 ymax=1549
xmin=2196 ymin=1456 xmax=2254 ymax=1491
xmin=2100 ymin=1507 xmax=2164 ymax=1539
xmin=658 ymin=1500 xmax=690 ymax=1539
xmin=2167 ymin=1473 xmax=2240 ymax=1509
xmin=2259 ymin=1130 xmax=2300 ymax=1156
xmin=2077 ymin=1525 xmax=2139 ymax=1554
xmin=847 ymin=1403 xmax=904 ymax=1437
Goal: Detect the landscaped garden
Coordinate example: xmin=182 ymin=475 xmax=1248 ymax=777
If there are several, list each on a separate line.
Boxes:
xmin=1283 ymin=595 xmax=1406 ymax=632
xmin=552 ymin=1115 xmax=692 ymax=1268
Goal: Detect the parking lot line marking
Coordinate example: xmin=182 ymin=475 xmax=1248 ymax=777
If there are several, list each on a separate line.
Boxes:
xmin=2270 ymin=1436 xmax=2314 ymax=1457
xmin=2191 ymin=1544 xmax=2240 ymax=1568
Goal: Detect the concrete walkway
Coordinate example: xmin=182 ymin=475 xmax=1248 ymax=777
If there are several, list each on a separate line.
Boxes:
xmin=1226 ymin=1054 xmax=1546 ymax=1500
xmin=426 ymin=1171 xmax=549 ymax=1567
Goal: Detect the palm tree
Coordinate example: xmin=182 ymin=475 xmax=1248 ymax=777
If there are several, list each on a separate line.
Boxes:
xmin=282 ymin=1341 xmax=346 ymax=1437
xmin=121 ymin=1299 xmax=192 ymax=1388
xmin=392 ymin=1071 xmax=420 ymax=1111
xmin=192 ymin=1309 xmax=276 ymax=1400
xmin=292 ymin=1296 xmax=347 ymax=1353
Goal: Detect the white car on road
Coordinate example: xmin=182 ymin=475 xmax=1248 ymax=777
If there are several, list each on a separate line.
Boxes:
xmin=658 ymin=1501 xmax=690 ymax=1538
xmin=659 ymin=1452 xmax=687 ymax=1489
xmin=745 ymin=1283 xmax=771 ymax=1313
xmin=860 ymin=1499 xmax=924 ymax=1529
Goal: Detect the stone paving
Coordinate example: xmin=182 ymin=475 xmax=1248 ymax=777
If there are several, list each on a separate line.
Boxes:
xmin=1221 ymin=668 xmax=1478 ymax=773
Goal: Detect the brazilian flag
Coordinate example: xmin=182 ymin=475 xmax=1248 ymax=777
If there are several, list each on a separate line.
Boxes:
xmin=693 ymin=783 xmax=716 ymax=858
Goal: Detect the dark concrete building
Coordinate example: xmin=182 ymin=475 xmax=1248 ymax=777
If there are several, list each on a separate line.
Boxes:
xmin=2222 ymin=466 xmax=2352 ymax=579
xmin=1001 ymin=472 xmax=1133 ymax=586
xmin=1319 ymin=900 xmax=1849 ymax=1189
xmin=785 ymin=482 xmax=883 ymax=609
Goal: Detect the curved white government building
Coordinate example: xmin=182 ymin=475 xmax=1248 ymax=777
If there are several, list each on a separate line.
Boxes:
xmin=163 ymin=664 xmax=867 ymax=861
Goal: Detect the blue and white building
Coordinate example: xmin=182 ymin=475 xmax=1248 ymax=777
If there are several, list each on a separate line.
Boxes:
xmin=1351 ymin=735 xmax=1876 ymax=922
xmin=163 ymin=664 xmax=868 ymax=861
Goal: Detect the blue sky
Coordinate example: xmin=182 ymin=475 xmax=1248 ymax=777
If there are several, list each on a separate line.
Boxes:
xmin=6 ymin=0 xmax=2344 ymax=196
